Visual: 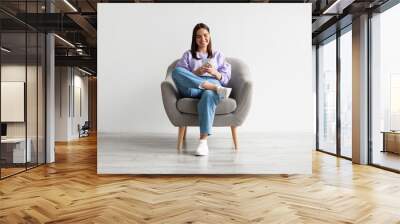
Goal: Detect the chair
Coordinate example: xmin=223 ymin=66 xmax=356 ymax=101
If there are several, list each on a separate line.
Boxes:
xmin=78 ymin=121 xmax=90 ymax=138
xmin=161 ymin=57 xmax=252 ymax=151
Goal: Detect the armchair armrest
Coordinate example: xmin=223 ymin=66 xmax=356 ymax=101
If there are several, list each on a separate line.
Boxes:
xmin=161 ymin=80 xmax=181 ymax=126
xmin=233 ymin=81 xmax=252 ymax=122
xmin=228 ymin=61 xmax=253 ymax=125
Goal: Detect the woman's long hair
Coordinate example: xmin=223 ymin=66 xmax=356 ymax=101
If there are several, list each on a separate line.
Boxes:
xmin=191 ymin=23 xmax=213 ymax=59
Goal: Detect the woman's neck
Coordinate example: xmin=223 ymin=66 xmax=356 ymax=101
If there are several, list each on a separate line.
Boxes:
xmin=197 ymin=47 xmax=207 ymax=53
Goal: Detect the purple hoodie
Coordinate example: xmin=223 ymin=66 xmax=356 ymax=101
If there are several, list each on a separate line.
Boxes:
xmin=175 ymin=50 xmax=232 ymax=86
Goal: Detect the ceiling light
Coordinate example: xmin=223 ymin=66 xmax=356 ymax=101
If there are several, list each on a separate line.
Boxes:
xmin=322 ymin=0 xmax=354 ymax=14
xmin=63 ymin=0 xmax=78 ymax=12
xmin=54 ymin=34 xmax=75 ymax=48
xmin=78 ymin=67 xmax=93 ymax=76
xmin=1 ymin=47 xmax=11 ymax=53
xmin=76 ymin=49 xmax=84 ymax=55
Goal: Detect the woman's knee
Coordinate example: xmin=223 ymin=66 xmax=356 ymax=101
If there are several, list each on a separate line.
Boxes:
xmin=208 ymin=79 xmax=221 ymax=86
xmin=202 ymin=90 xmax=215 ymax=97
xmin=172 ymin=68 xmax=187 ymax=83
xmin=172 ymin=67 xmax=187 ymax=77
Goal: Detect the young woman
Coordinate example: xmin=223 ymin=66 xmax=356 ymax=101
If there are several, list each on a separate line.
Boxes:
xmin=172 ymin=23 xmax=232 ymax=156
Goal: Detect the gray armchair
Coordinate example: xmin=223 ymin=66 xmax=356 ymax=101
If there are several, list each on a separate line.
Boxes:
xmin=161 ymin=57 xmax=253 ymax=151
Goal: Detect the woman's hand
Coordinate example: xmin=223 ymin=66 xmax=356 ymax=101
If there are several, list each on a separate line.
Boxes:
xmin=193 ymin=65 xmax=207 ymax=76
xmin=205 ymin=66 xmax=222 ymax=80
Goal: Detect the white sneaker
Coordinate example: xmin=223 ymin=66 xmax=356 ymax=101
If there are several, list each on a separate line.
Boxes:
xmin=195 ymin=139 xmax=209 ymax=156
xmin=217 ymin=86 xmax=232 ymax=99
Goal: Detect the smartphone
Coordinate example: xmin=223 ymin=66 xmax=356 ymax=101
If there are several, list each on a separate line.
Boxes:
xmin=201 ymin=58 xmax=213 ymax=77
xmin=202 ymin=58 xmax=212 ymax=67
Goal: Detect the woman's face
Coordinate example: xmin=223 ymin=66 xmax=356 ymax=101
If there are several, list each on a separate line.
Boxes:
xmin=195 ymin=28 xmax=210 ymax=49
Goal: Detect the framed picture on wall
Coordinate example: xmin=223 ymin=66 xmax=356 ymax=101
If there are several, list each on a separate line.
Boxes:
xmin=1 ymin=81 xmax=25 ymax=122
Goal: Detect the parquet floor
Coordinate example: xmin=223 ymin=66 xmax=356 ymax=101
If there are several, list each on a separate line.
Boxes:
xmin=1 ymin=134 xmax=400 ymax=223
xmin=1 ymin=167 xmax=26 ymax=178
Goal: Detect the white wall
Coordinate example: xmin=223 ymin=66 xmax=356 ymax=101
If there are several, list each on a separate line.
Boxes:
xmin=312 ymin=45 xmax=317 ymax=137
xmin=1 ymin=64 xmax=46 ymax=164
xmin=55 ymin=67 xmax=69 ymax=141
xmin=98 ymin=3 xmax=312 ymax=135
xmin=72 ymin=73 xmax=89 ymax=137
xmin=55 ymin=67 xmax=89 ymax=141
xmin=1 ymin=66 xmax=26 ymax=126
xmin=1 ymin=65 xmax=41 ymax=138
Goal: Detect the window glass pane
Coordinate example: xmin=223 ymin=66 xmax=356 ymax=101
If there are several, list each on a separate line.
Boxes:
xmin=38 ymin=32 xmax=45 ymax=165
xmin=0 ymin=1 xmax=46 ymax=179
xmin=340 ymin=29 xmax=352 ymax=158
xmin=27 ymin=31 xmax=38 ymax=169
xmin=318 ymin=37 xmax=337 ymax=154
xmin=371 ymin=3 xmax=400 ymax=171
xmin=1 ymin=31 xmax=28 ymax=177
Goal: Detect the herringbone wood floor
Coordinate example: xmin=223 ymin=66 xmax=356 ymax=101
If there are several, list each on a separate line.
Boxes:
xmin=1 ymin=134 xmax=400 ymax=224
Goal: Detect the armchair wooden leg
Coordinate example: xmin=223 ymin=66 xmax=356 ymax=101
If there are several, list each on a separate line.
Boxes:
xmin=183 ymin=126 xmax=187 ymax=140
xmin=231 ymin=126 xmax=238 ymax=150
xmin=177 ymin=127 xmax=186 ymax=151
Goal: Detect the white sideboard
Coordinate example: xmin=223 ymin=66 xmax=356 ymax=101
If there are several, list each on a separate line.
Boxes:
xmin=1 ymin=138 xmax=32 ymax=163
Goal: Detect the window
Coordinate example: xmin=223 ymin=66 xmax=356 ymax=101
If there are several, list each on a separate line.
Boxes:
xmin=340 ymin=28 xmax=352 ymax=158
xmin=0 ymin=1 xmax=47 ymax=179
xmin=318 ymin=36 xmax=337 ymax=154
xmin=370 ymin=3 xmax=400 ymax=171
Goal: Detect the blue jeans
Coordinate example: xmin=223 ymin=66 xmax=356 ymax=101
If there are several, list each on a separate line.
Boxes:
xmin=171 ymin=67 xmax=222 ymax=135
